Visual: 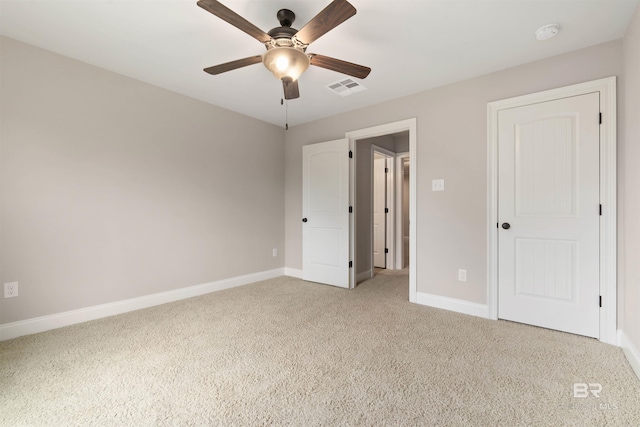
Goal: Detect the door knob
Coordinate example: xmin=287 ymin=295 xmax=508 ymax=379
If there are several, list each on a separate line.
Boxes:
xmin=501 ymin=223 xmax=510 ymax=229
xmin=302 ymin=218 xmax=308 ymax=223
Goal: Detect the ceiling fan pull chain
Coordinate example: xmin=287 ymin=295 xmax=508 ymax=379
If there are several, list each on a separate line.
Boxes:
xmin=280 ymin=97 xmax=289 ymax=130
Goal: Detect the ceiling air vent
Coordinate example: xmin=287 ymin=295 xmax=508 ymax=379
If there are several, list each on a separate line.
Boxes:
xmin=326 ymin=78 xmax=367 ymax=97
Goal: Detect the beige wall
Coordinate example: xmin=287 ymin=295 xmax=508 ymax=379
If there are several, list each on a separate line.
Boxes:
xmin=0 ymin=37 xmax=285 ymax=324
xmin=284 ymin=40 xmax=623 ymax=305
xmin=622 ymin=5 xmax=640 ymax=351
xmin=394 ymin=132 xmax=410 ymax=154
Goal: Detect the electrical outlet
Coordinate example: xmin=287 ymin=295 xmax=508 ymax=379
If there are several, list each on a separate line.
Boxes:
xmin=272 ymin=248 xmax=278 ymax=257
xmin=458 ymin=269 xmax=467 ymax=282
xmin=432 ymin=179 xmax=445 ymax=191
xmin=4 ymin=282 xmax=18 ymax=298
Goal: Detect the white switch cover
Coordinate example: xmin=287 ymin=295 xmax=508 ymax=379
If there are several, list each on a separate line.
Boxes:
xmin=272 ymin=248 xmax=278 ymax=257
xmin=432 ymin=179 xmax=445 ymax=191
xmin=458 ymin=269 xmax=467 ymax=282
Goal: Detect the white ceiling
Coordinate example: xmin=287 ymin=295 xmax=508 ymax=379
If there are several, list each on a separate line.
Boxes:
xmin=1 ymin=0 xmax=637 ymax=127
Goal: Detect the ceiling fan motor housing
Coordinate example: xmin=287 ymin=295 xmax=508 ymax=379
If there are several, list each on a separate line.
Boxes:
xmin=267 ymin=9 xmax=300 ymax=40
xmin=277 ymin=9 xmax=295 ymax=27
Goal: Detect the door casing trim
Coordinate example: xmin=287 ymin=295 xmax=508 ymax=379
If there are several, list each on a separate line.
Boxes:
xmin=487 ymin=77 xmax=617 ymax=345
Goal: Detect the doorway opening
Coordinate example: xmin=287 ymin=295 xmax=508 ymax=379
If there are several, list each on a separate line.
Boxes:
xmin=346 ymin=118 xmax=417 ymax=302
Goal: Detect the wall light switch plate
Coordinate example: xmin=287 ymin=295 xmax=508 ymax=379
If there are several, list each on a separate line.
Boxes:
xmin=432 ymin=179 xmax=445 ymax=191
xmin=458 ymin=269 xmax=467 ymax=282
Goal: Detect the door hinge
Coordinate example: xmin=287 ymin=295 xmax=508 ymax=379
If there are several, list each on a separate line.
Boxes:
xmin=599 ymin=204 xmax=602 ymax=216
xmin=349 ymin=261 xmax=353 ymax=268
xmin=599 ymin=112 xmax=602 ymax=124
xmin=599 ymin=295 xmax=602 ymax=307
xmin=349 ymin=150 xmax=353 ymax=158
xmin=385 ymin=248 xmax=389 ymax=254
xmin=385 ymin=167 xmax=389 ymax=173
xmin=385 ymin=208 xmax=389 ymax=213
xmin=349 ymin=206 xmax=353 ymax=213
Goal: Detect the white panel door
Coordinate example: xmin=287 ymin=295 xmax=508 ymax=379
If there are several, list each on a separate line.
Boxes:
xmin=498 ymin=92 xmax=600 ymax=338
xmin=302 ymin=139 xmax=350 ymax=288
xmin=373 ymin=156 xmax=386 ymax=268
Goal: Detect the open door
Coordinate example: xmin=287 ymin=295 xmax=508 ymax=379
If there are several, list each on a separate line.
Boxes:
xmin=373 ymin=154 xmax=387 ymax=268
xmin=302 ymin=139 xmax=350 ymax=288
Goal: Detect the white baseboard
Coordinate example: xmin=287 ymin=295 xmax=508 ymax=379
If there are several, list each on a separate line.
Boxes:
xmin=618 ymin=330 xmax=640 ymax=381
xmin=284 ymin=267 xmax=303 ymax=279
xmin=0 ymin=268 xmax=285 ymax=341
xmin=416 ymin=291 xmax=489 ymax=319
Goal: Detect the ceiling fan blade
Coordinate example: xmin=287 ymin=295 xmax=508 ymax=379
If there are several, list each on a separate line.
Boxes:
xmin=282 ymin=77 xmax=300 ymax=100
xmin=309 ymin=54 xmax=371 ymax=79
xmin=204 ymin=55 xmax=263 ymax=75
xmin=294 ymin=0 xmax=356 ymax=45
xmin=197 ymin=0 xmax=271 ymax=43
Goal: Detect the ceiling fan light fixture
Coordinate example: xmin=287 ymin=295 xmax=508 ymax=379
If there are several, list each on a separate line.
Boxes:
xmin=263 ymin=46 xmax=310 ymax=81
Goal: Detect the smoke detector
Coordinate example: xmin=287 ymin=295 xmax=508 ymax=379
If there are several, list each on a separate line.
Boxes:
xmin=535 ymin=24 xmax=560 ymax=41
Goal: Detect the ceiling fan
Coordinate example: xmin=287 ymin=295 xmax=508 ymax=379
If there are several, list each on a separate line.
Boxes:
xmin=197 ymin=0 xmax=371 ymax=100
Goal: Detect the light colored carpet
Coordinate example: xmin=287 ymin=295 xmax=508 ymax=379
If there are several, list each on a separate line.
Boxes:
xmin=1 ymin=271 xmax=639 ymax=426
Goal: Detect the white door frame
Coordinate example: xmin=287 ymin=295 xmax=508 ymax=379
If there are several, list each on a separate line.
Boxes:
xmin=371 ymin=144 xmax=396 ymax=272
xmin=487 ymin=77 xmax=617 ymax=345
xmin=346 ymin=118 xmax=417 ymax=302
